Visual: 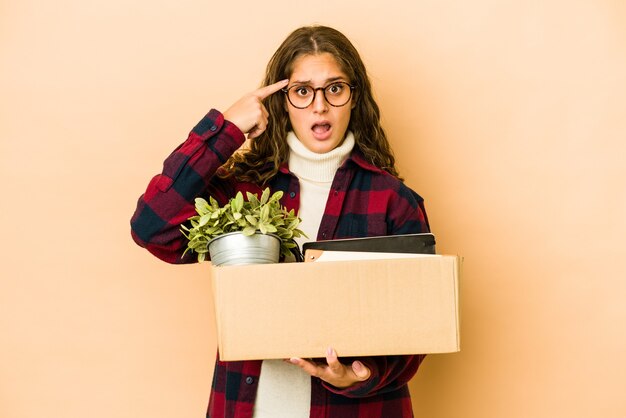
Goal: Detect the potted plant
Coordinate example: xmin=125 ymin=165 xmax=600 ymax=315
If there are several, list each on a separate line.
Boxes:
xmin=181 ymin=188 xmax=306 ymax=266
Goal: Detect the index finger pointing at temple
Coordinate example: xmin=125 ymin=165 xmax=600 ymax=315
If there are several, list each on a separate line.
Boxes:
xmin=254 ymin=79 xmax=289 ymax=99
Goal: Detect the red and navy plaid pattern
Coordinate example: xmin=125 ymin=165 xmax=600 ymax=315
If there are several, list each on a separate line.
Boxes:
xmin=131 ymin=109 xmax=430 ymax=418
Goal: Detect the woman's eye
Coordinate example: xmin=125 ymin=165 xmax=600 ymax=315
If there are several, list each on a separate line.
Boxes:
xmin=327 ymin=84 xmax=344 ymax=94
xmin=295 ymin=87 xmax=311 ymax=96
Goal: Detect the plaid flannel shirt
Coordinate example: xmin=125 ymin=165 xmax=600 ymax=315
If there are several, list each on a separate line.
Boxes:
xmin=131 ymin=109 xmax=431 ymax=418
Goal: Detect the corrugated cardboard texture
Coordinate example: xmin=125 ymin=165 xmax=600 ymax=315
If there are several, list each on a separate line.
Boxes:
xmin=209 ymin=255 xmax=459 ymax=361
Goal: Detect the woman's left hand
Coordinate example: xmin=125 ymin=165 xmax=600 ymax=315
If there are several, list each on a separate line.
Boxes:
xmin=288 ymin=347 xmax=371 ymax=388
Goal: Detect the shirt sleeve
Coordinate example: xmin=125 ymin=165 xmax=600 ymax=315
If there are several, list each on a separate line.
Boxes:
xmin=130 ymin=109 xmax=245 ymax=264
xmin=388 ymin=182 xmax=431 ymax=235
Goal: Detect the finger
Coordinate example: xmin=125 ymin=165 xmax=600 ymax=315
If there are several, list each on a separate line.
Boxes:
xmin=325 ymin=347 xmax=344 ymax=375
xmin=247 ymin=127 xmax=262 ymax=139
xmin=351 ymin=360 xmax=371 ymax=381
xmin=247 ymin=119 xmax=268 ymax=139
xmin=289 ymin=357 xmax=323 ymax=378
xmin=254 ymin=79 xmax=289 ymax=99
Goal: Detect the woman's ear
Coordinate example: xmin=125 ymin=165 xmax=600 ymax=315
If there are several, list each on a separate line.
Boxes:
xmin=350 ymin=90 xmax=358 ymax=109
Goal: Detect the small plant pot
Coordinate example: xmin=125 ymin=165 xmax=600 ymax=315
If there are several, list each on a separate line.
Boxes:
xmin=208 ymin=231 xmax=281 ymax=266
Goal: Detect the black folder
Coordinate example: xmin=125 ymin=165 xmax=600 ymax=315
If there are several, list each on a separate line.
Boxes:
xmin=302 ymin=233 xmax=436 ymax=255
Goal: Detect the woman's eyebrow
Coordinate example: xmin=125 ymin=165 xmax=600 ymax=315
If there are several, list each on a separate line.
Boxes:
xmin=291 ymin=76 xmax=347 ymax=85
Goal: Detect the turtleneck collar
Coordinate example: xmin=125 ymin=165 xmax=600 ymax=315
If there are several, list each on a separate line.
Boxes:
xmin=287 ymin=131 xmax=355 ymax=182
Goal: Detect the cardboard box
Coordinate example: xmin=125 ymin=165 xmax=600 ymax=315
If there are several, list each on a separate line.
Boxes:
xmin=208 ymin=254 xmax=460 ymax=361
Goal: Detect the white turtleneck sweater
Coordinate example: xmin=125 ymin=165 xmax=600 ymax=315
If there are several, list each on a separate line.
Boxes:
xmin=252 ymin=131 xmax=355 ymax=418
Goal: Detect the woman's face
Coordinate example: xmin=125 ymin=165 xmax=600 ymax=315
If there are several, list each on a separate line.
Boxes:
xmin=285 ymin=53 xmax=353 ymax=154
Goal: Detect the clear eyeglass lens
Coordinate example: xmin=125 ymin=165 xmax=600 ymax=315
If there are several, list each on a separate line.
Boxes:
xmin=288 ymin=82 xmax=352 ymax=108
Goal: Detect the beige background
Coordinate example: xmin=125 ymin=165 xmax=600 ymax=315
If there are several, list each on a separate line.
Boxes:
xmin=2 ymin=0 xmax=625 ymax=417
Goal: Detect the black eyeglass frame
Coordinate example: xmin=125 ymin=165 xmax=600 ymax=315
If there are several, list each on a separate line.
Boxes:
xmin=281 ymin=82 xmax=356 ymax=109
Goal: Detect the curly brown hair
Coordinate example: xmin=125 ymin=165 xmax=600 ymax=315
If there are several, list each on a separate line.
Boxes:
xmin=221 ymin=25 xmax=400 ymax=184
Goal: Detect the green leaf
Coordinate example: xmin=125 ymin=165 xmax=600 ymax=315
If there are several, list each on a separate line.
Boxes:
xmin=260 ymin=187 xmax=270 ymax=205
xmin=260 ymin=205 xmax=269 ymax=222
xmin=262 ymin=223 xmax=277 ymax=233
xmin=205 ymin=226 xmax=221 ymax=236
xmin=247 ymin=192 xmax=260 ymax=208
xmin=269 ymin=190 xmax=283 ymax=203
xmin=243 ymin=226 xmax=257 ymax=236
xmin=278 ymin=230 xmax=292 ymax=240
xmin=198 ymin=213 xmax=212 ymax=227
xmin=195 ymin=197 xmax=209 ymax=214
xmin=232 ymin=192 xmax=244 ymax=213
xmin=287 ymin=218 xmax=300 ymax=230
xmin=271 ymin=217 xmax=285 ymax=227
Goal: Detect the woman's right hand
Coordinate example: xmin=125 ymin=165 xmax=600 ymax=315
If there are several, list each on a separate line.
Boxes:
xmin=223 ymin=79 xmax=288 ymax=139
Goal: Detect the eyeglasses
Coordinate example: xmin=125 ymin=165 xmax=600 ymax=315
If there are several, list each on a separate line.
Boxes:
xmin=282 ymin=82 xmax=355 ymax=109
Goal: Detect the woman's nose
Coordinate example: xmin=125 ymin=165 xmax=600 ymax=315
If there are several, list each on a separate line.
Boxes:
xmin=312 ymin=90 xmax=328 ymax=113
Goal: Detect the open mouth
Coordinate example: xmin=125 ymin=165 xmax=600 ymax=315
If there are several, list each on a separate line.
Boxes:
xmin=311 ymin=122 xmax=332 ymax=140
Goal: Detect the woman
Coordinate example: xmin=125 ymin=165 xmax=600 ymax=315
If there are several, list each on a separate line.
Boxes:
xmin=131 ymin=25 xmax=430 ymax=418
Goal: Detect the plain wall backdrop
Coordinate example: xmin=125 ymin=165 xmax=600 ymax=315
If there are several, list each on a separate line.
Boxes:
xmin=1 ymin=0 xmax=625 ymax=417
